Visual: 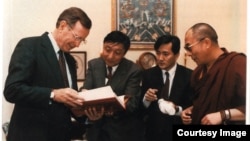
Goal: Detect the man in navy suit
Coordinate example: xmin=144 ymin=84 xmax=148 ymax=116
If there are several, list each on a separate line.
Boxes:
xmin=141 ymin=35 xmax=193 ymax=141
xmin=4 ymin=7 xmax=92 ymax=141
xmin=74 ymin=31 xmax=145 ymax=141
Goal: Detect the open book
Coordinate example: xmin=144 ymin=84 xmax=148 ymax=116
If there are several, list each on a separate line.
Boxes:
xmin=77 ymin=86 xmax=126 ymax=113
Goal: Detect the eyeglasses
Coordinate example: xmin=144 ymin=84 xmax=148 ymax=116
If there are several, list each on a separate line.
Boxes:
xmin=184 ymin=38 xmax=205 ymax=52
xmin=68 ymin=26 xmax=87 ymax=44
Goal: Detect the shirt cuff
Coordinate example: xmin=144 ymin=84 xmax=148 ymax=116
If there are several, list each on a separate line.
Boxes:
xmin=142 ymin=96 xmax=151 ymax=108
xmin=49 ymin=90 xmax=54 ymax=105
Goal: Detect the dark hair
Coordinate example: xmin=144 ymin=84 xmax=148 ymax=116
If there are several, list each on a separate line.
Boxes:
xmin=154 ymin=34 xmax=180 ymax=55
xmin=190 ymin=23 xmax=218 ymax=43
xmin=103 ymin=31 xmax=131 ymax=53
xmin=56 ymin=7 xmax=92 ymax=29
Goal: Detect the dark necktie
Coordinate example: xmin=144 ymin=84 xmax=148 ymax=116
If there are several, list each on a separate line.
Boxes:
xmin=106 ymin=66 xmax=113 ymax=85
xmin=161 ymin=72 xmax=169 ymax=100
xmin=58 ymin=50 xmax=69 ymax=87
xmin=107 ymin=66 xmax=113 ymax=80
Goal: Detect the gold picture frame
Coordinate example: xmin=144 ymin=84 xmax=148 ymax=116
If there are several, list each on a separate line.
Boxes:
xmin=136 ymin=52 xmax=157 ymax=70
xmin=70 ymin=51 xmax=87 ymax=81
xmin=112 ymin=0 xmax=174 ymax=50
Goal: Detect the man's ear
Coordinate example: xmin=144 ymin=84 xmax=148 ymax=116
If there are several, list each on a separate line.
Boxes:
xmin=204 ymin=38 xmax=212 ymax=48
xmin=58 ymin=20 xmax=67 ymax=30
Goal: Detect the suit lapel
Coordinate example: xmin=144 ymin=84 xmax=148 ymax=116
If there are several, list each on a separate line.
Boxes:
xmin=152 ymin=66 xmax=165 ymax=98
xmin=108 ymin=59 xmax=127 ymax=89
xmin=40 ymin=33 xmax=64 ymax=86
xmin=154 ymin=66 xmax=164 ymax=85
xmin=95 ymin=59 xmax=107 ymax=86
xmin=169 ymin=65 xmax=183 ymax=99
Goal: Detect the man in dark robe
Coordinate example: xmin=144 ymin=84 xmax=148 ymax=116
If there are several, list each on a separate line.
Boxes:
xmin=181 ymin=23 xmax=246 ymax=125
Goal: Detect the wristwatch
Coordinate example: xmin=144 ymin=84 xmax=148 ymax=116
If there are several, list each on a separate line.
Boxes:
xmin=175 ymin=105 xmax=179 ymax=113
xmin=50 ymin=91 xmax=55 ymax=100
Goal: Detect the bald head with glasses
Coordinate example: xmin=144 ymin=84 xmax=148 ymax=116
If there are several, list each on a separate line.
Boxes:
xmin=184 ymin=23 xmax=223 ymax=69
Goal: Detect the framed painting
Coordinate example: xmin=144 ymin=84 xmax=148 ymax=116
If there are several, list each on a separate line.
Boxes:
xmin=112 ymin=0 xmax=174 ymax=50
xmin=70 ymin=51 xmax=87 ymax=81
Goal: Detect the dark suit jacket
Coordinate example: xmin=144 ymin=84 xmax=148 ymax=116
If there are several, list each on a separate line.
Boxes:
xmin=82 ymin=57 xmax=145 ymax=141
xmin=4 ymin=32 xmax=78 ymax=141
xmin=141 ymin=65 xmax=193 ymax=141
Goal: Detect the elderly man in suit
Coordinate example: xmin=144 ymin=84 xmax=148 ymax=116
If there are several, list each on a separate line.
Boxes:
xmin=141 ymin=34 xmax=193 ymax=141
xmin=75 ymin=31 xmax=145 ymax=141
xmin=4 ymin=7 xmax=92 ymax=141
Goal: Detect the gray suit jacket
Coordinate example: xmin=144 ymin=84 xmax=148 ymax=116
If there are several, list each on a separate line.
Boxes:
xmin=82 ymin=57 xmax=145 ymax=141
xmin=4 ymin=32 xmax=78 ymax=141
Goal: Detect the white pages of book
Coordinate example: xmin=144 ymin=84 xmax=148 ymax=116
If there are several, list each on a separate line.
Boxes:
xmin=78 ymin=86 xmax=125 ymax=108
xmin=79 ymin=86 xmax=115 ymax=101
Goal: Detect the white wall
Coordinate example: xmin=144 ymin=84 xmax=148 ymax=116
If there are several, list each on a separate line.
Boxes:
xmin=175 ymin=0 xmax=247 ymax=68
xmin=1 ymin=0 xmax=248 ymax=140
xmin=0 ymin=0 xmax=4 ymax=140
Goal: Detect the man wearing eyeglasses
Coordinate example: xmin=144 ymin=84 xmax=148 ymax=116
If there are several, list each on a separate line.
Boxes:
xmin=4 ymin=7 xmax=92 ymax=141
xmin=181 ymin=23 xmax=246 ymax=125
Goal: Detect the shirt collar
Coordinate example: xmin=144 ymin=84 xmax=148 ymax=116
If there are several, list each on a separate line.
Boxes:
xmin=48 ymin=32 xmax=60 ymax=53
xmin=161 ymin=63 xmax=177 ymax=77
xmin=106 ymin=64 xmax=118 ymax=74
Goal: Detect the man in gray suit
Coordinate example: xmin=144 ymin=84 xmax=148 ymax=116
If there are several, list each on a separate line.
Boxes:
xmin=76 ymin=31 xmax=144 ymax=141
xmin=4 ymin=7 xmax=92 ymax=141
xmin=141 ymin=35 xmax=193 ymax=141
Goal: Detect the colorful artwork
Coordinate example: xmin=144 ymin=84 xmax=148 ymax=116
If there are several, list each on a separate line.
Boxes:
xmin=117 ymin=0 xmax=172 ymax=44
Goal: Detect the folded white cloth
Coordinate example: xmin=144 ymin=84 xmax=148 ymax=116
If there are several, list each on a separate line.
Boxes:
xmin=158 ymin=99 xmax=175 ymax=115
